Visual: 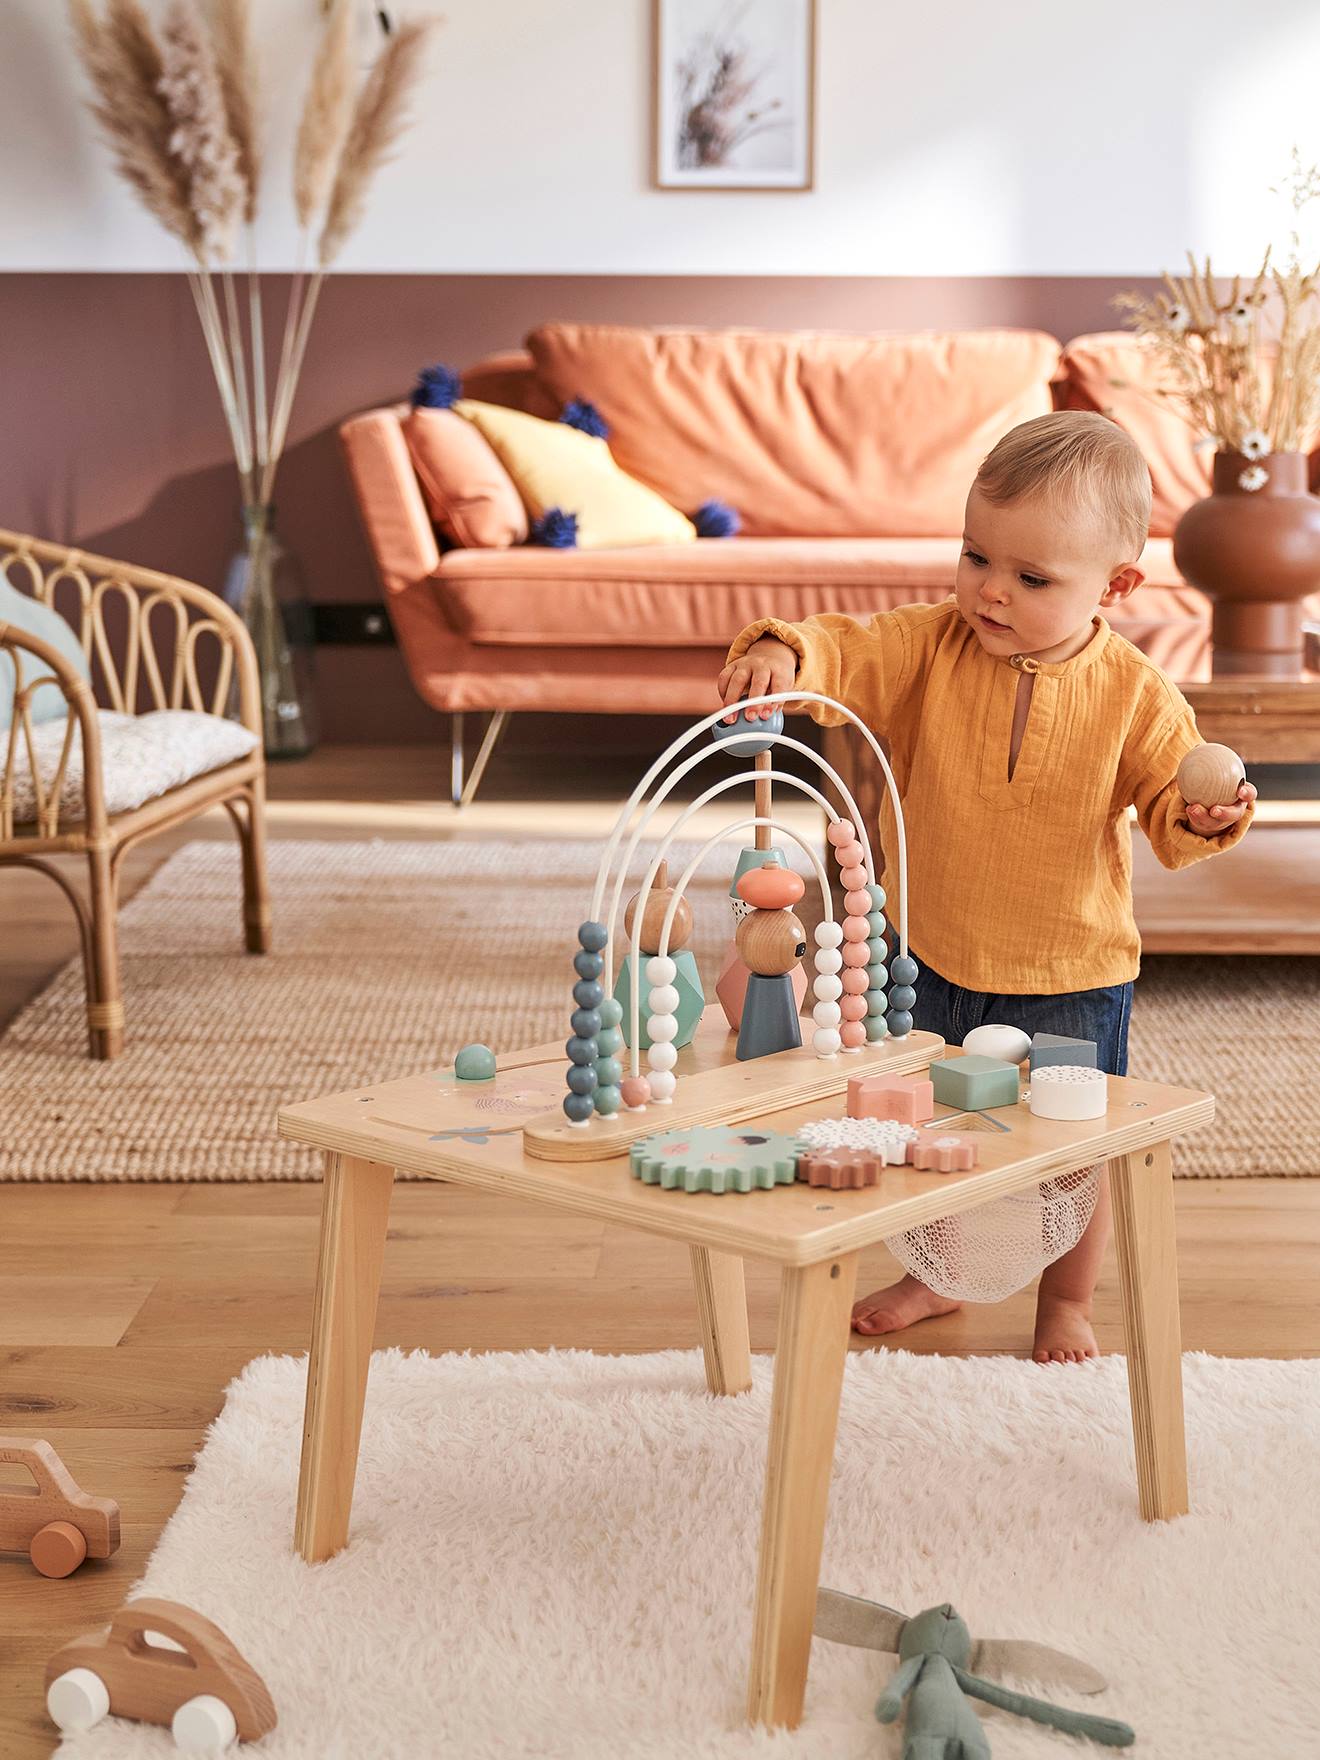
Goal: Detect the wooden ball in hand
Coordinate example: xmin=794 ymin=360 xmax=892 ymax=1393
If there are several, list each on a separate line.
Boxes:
xmin=736 ymin=909 xmax=806 ymax=976
xmin=1177 ymin=742 xmax=1245 ymax=808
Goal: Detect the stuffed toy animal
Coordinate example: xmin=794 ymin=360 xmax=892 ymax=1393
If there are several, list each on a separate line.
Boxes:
xmin=815 ymin=1590 xmax=1135 ymax=1757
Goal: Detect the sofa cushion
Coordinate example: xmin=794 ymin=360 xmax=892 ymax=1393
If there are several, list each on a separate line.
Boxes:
xmin=454 ymin=399 xmax=697 ymax=549
xmin=0 ymin=575 xmax=92 ymax=729
xmin=404 ymin=407 xmax=528 ymax=548
xmin=434 ymin=534 xmax=1196 ymax=649
xmin=525 ymin=324 xmax=1061 ymax=540
xmin=8 ymin=709 xmax=259 ymax=824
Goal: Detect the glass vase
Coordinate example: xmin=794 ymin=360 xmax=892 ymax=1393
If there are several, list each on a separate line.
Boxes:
xmin=223 ymin=504 xmax=319 ymax=758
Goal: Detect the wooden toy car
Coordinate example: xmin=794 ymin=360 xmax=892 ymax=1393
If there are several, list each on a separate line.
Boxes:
xmin=46 ymin=1597 xmax=277 ymax=1750
xmin=0 ymin=1437 xmax=119 ymax=1578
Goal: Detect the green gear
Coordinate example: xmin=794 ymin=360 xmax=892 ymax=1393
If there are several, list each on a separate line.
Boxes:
xmin=630 ymin=1124 xmax=801 ymax=1194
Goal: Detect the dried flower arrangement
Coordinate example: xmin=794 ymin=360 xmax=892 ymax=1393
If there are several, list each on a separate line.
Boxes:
xmin=1114 ymin=154 xmax=1320 ymax=491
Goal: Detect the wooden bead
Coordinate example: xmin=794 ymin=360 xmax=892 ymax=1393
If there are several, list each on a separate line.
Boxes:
xmin=736 ymin=909 xmax=806 ymax=975
xmin=827 ymin=818 xmax=856 ymax=846
xmin=813 ymin=973 xmax=843 ymax=1002
xmin=813 ymin=1026 xmax=842 ymax=1056
xmin=621 ymin=1076 xmax=651 ymax=1108
xmin=840 ymin=1020 xmax=868 ymax=1049
xmin=839 ymin=994 xmax=868 ymax=1021
xmin=841 ymin=915 xmax=870 ymax=944
xmin=1177 ymin=742 xmax=1245 ymax=808
xmin=834 ymin=840 xmax=865 ymax=869
xmin=841 ymin=967 xmax=869 ymax=994
xmin=842 ymin=941 xmax=871 ymax=968
xmin=839 ymin=865 xmax=867 ymax=891
xmin=624 ymin=861 xmax=693 ymax=955
xmin=736 ymin=859 xmax=806 ymax=910
xmin=844 ymin=888 xmax=872 ymax=915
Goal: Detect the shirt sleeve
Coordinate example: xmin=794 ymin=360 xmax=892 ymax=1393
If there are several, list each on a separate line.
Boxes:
xmin=1127 ymin=702 xmax=1255 ymax=871
xmin=724 ymin=612 xmax=908 ymax=736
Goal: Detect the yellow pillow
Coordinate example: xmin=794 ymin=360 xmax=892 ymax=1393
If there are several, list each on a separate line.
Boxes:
xmin=453 ymin=399 xmax=696 ymax=550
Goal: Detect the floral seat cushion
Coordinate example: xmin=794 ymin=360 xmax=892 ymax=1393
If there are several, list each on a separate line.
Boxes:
xmin=7 ymin=710 xmax=259 ymax=824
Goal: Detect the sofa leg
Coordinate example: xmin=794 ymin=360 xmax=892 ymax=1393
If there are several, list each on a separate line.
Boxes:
xmin=450 ymin=710 xmax=509 ymax=808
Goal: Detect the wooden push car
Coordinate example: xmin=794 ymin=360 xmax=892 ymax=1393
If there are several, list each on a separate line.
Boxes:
xmin=0 ymin=1436 xmax=119 ymax=1577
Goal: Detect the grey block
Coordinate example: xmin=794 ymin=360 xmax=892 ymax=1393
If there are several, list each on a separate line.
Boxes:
xmin=1029 ymin=1032 xmax=1098 ymax=1073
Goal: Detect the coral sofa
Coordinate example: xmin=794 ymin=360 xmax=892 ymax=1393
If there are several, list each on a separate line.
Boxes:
xmin=340 ymin=324 xmax=1218 ymax=800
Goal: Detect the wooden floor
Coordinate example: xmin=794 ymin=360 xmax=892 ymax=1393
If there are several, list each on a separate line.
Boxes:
xmin=2 ymin=742 xmax=1318 ymax=1759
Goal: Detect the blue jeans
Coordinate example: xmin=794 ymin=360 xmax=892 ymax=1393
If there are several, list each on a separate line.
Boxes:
xmin=911 ymin=961 xmax=1132 ymax=1077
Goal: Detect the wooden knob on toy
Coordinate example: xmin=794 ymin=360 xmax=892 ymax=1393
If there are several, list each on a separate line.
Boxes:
xmin=30 ymin=1520 xmax=88 ymax=1579
xmin=1176 ymin=742 xmax=1245 ymax=808
xmin=736 ymin=909 xmax=806 ymax=975
xmin=735 ymin=858 xmax=805 ymax=910
xmin=624 ymin=861 xmax=693 ymax=954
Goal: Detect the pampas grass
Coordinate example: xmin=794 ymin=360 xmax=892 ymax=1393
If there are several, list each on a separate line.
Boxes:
xmin=318 ymin=17 xmax=431 ymax=266
xmin=207 ymin=0 xmax=258 ymax=222
xmin=293 ymin=0 xmax=354 ymax=230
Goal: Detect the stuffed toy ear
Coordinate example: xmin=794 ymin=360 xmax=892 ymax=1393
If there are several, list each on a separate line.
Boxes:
xmin=970 ymin=1637 xmax=1109 ymax=1695
xmin=814 ymin=1589 xmax=906 ymax=1653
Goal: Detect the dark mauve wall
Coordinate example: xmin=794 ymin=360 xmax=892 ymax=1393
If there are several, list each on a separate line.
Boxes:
xmin=0 ymin=273 xmax=1157 ymax=744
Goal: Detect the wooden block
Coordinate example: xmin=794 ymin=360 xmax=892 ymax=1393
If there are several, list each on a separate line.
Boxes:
xmin=906 ymin=1133 xmax=979 ymax=1173
xmin=796 ymin=1148 xmax=885 ymax=1190
xmin=846 ymin=1072 xmax=934 ymax=1124
xmin=929 ymin=1054 xmax=1020 ymax=1111
xmin=1028 ymin=1032 xmax=1098 ymax=1073
xmin=1028 ymin=1065 xmax=1109 ymax=1120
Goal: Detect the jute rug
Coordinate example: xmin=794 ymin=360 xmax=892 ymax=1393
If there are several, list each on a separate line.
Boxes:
xmin=52 ymin=1347 xmax=1320 ymax=1758
xmin=1 ymin=840 xmax=1315 ymax=1181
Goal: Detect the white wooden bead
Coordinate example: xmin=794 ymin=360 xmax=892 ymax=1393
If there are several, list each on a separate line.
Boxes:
xmin=647 ymin=1068 xmax=677 ymax=1102
xmin=647 ymin=1012 xmax=678 ymax=1043
xmin=647 ymin=1041 xmax=678 ymax=1071
xmin=812 ymin=1001 xmax=841 ymax=1028
xmin=813 ymin=1026 xmax=842 ymax=1057
xmin=648 ymin=984 xmax=680 ymax=1015
xmin=645 ymin=955 xmax=676 ymax=986
xmin=172 ymin=1693 xmax=239 ymax=1753
xmin=813 ymin=973 xmax=843 ymax=1003
xmin=814 ymin=947 xmax=843 ymax=976
xmin=814 ymin=922 xmax=844 ymax=948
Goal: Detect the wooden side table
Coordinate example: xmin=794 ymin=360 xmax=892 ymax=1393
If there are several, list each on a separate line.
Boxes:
xmin=279 ymin=1014 xmax=1211 ymax=1731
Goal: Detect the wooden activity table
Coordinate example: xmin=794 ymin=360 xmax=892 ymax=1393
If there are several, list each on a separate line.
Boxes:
xmin=279 ymin=1011 xmax=1211 ymax=1731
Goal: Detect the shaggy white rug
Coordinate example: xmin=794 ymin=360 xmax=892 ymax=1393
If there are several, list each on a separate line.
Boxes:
xmin=54 ymin=1348 xmax=1320 ymax=1760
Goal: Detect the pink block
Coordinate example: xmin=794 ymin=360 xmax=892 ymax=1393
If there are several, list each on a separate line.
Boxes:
xmin=907 ymin=1133 xmax=979 ymax=1173
xmin=716 ymin=942 xmax=807 ymax=1029
xmin=846 ymin=1072 xmax=935 ymax=1125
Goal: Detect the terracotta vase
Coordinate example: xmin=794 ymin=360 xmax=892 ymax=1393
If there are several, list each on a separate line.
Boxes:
xmin=1173 ymin=451 xmax=1320 ymax=673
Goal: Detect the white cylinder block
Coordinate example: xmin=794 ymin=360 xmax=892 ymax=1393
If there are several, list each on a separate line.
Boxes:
xmin=1028 ymin=1064 xmax=1108 ymax=1121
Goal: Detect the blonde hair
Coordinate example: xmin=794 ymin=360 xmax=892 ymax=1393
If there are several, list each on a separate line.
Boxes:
xmin=975 ymin=411 xmax=1151 ymax=561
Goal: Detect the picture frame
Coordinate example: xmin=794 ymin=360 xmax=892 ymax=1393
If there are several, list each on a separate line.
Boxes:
xmin=652 ymin=0 xmax=816 ymax=192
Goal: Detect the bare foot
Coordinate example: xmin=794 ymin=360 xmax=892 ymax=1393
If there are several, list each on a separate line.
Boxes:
xmin=852 ymin=1274 xmax=962 ymax=1337
xmin=1032 ymin=1292 xmax=1099 ymax=1364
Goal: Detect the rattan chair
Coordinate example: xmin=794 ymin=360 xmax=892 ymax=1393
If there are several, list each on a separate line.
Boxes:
xmin=1 ymin=530 xmax=269 ymax=1059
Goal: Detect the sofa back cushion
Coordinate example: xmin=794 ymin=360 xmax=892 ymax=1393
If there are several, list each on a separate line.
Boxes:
xmin=525 ymin=324 xmax=1061 ymax=538
xmin=404 ymin=407 xmax=528 ymax=548
xmin=0 ymin=572 xmax=91 ymax=729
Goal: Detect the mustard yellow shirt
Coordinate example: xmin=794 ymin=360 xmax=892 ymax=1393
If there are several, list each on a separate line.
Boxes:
xmin=727 ymin=599 xmax=1252 ymax=994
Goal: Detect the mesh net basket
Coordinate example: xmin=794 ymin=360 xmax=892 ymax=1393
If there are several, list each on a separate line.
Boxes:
xmin=884 ymin=1165 xmax=1101 ymax=1303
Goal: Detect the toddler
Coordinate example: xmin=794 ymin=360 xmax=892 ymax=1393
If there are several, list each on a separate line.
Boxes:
xmin=717 ymin=411 xmax=1255 ymax=1363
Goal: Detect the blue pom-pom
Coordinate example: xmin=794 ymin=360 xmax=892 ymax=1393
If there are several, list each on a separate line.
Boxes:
xmin=691 ymin=499 xmax=741 ymax=538
xmin=411 ymin=363 xmax=461 ymax=409
xmin=559 ymin=398 xmax=610 ymax=439
xmin=529 ymin=507 xmax=579 ymax=548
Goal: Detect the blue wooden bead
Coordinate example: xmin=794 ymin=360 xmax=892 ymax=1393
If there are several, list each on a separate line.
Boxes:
xmin=595 ymin=1056 xmax=622 ymax=1087
xmin=598 ymin=997 xmax=623 ymax=1030
xmin=890 ymin=954 xmax=919 ymax=986
xmin=593 ymin=1084 xmax=623 ymax=1116
xmin=563 ymin=1092 xmax=595 ymax=1124
xmin=866 ymin=911 xmax=887 ymax=934
xmin=566 ymin=1064 xmax=599 ymax=1095
xmin=888 ymin=984 xmax=917 ymax=1012
xmin=578 ymin=921 xmax=608 ymax=952
xmin=865 ymin=990 xmax=888 ymax=1018
xmin=454 ymin=1042 xmax=497 ymax=1081
xmin=574 ymin=949 xmax=604 ymax=981
xmin=711 ymin=705 xmax=784 ymax=757
xmin=573 ymin=978 xmax=605 ymax=1010
xmin=597 ymin=1026 xmax=624 ymax=1058
xmin=571 ymin=1007 xmax=602 ymax=1039
xmin=886 ymin=1009 xmax=914 ymax=1039
xmin=865 ymin=1015 xmax=889 ymax=1042
xmin=867 ymin=883 xmax=886 ymax=911
xmin=566 ymin=1035 xmax=598 ymax=1065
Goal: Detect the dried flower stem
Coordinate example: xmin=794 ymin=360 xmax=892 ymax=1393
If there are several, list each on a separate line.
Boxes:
xmin=261 ymin=267 xmax=324 ymax=506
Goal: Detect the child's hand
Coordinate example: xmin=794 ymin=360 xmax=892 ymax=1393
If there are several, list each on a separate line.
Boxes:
xmin=716 ymin=637 xmax=798 ymax=723
xmin=1182 ymin=781 xmax=1256 ymax=837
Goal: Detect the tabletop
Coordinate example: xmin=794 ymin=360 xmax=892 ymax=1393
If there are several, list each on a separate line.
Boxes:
xmin=278 ymin=1019 xmax=1215 ymax=1267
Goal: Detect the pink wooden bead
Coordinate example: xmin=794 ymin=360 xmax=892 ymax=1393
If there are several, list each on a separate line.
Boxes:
xmin=840 ymin=1020 xmax=868 ymax=1049
xmin=621 ymin=1076 xmax=651 ymax=1108
xmin=839 ymin=865 xmax=867 ymax=891
xmin=842 ymin=941 xmax=871 ymax=968
xmin=842 ymin=915 xmax=870 ymax=944
xmin=834 ymin=840 xmax=865 ymax=869
xmin=827 ymin=818 xmax=856 ymax=846
xmin=844 ymin=888 xmax=872 ymax=915
xmin=842 ymin=967 xmax=869 ymax=994
xmin=840 ymin=994 xmax=868 ymax=1021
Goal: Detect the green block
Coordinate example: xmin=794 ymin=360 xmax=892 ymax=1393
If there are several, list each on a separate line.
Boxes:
xmin=930 ymin=1054 xmax=1020 ymax=1111
xmin=1028 ymin=1032 xmax=1098 ymax=1073
xmin=614 ymin=948 xmax=704 ymax=1050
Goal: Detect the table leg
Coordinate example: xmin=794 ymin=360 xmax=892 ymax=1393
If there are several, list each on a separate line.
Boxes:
xmin=294 ymin=1152 xmax=395 ymax=1563
xmin=747 ymin=1251 xmax=859 ymax=1728
xmin=689 ymin=1246 xmax=752 ymax=1396
xmin=1110 ymin=1143 xmax=1188 ymax=1522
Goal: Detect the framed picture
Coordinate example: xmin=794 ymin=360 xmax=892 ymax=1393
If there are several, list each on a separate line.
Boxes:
xmin=653 ymin=0 xmax=816 ymax=191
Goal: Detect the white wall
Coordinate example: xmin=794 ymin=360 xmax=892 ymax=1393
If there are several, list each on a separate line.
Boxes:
xmin=4 ymin=0 xmax=1319 ymax=275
